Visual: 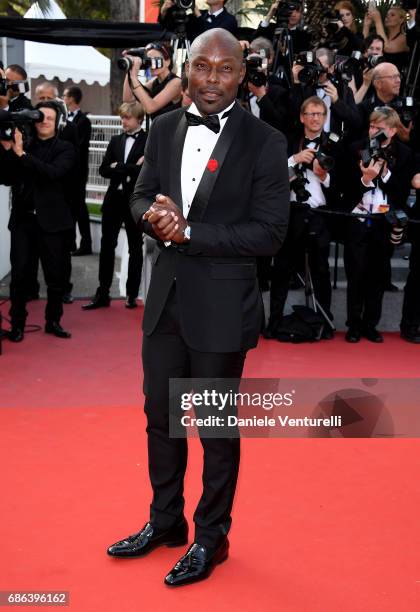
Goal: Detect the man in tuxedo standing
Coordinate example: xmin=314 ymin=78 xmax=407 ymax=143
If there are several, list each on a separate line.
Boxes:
xmin=82 ymin=102 xmax=146 ymax=310
xmin=106 ymin=28 xmax=289 ymax=586
xmin=63 ymin=86 xmax=93 ymax=256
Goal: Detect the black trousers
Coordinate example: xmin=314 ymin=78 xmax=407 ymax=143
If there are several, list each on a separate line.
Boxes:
xmin=73 ymin=176 xmax=92 ymax=250
xmin=142 ymin=285 xmax=246 ymax=550
xmin=98 ymin=194 xmax=143 ymax=299
xmin=9 ymin=214 xmax=68 ymax=327
xmin=344 ymin=217 xmax=388 ymax=330
xmin=269 ymin=205 xmax=333 ymax=326
xmin=401 ymin=225 xmax=420 ymax=329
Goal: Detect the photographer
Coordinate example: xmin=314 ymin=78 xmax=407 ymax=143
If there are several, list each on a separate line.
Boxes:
xmin=255 ymin=1 xmax=310 ymax=55
xmin=341 ymin=107 xmax=414 ymax=343
xmin=289 ymin=47 xmax=361 ymax=137
xmin=332 ymin=1 xmax=364 ymax=57
xmin=357 ymin=63 xmax=415 ymax=144
xmin=4 ymin=64 xmax=32 ymax=112
xmin=353 ymin=34 xmax=385 ymax=104
xmin=265 ymin=96 xmax=336 ymax=339
xmin=245 ymin=37 xmax=289 ymax=132
xmin=159 ymin=0 xmax=238 ymax=41
xmin=82 ymin=102 xmax=146 ymax=311
xmin=122 ymin=42 xmax=182 ymax=121
xmin=0 ymin=101 xmax=77 ymax=342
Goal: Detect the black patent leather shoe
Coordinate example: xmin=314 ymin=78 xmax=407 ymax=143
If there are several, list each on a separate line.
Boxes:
xmin=125 ymin=297 xmax=138 ymax=309
xmin=82 ymin=295 xmax=110 ymax=310
xmin=362 ymin=327 xmax=384 ymax=343
xmin=107 ymin=519 xmax=188 ymax=558
xmin=164 ymin=539 xmax=229 ymax=587
xmin=345 ymin=328 xmax=361 ymax=343
xmin=400 ymin=326 xmax=420 ymax=344
xmin=45 ymin=322 xmax=72 ymax=338
xmin=8 ymin=327 xmax=24 ymax=342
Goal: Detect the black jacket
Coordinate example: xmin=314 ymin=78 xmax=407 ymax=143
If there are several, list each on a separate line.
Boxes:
xmin=99 ymin=130 xmax=147 ymax=203
xmin=130 ymin=103 xmax=290 ymax=352
xmin=159 ymin=7 xmax=237 ymax=41
xmin=71 ymin=111 xmax=92 ymax=175
xmin=339 ymin=137 xmax=415 ymax=213
xmin=0 ymin=136 xmax=76 ymax=232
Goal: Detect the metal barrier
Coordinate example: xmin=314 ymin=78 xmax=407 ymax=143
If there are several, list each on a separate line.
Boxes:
xmin=86 ymin=115 xmax=122 ymax=207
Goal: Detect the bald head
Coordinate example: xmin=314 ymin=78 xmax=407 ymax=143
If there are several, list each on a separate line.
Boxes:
xmin=190 ymin=28 xmax=243 ymax=63
xmin=371 ymin=62 xmax=401 ymax=102
xmin=186 ymin=29 xmax=245 ymax=116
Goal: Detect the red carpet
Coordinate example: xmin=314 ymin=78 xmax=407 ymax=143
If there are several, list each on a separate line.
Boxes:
xmin=1 ymin=300 xmax=420 ymax=611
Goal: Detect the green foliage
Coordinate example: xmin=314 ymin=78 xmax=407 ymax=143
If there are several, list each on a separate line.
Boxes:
xmin=0 ymin=0 xmax=52 ymax=17
xmin=56 ymin=0 xmax=109 ymax=20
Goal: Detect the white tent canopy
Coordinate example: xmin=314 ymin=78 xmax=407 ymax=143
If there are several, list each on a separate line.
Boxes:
xmin=24 ymin=1 xmax=110 ymax=86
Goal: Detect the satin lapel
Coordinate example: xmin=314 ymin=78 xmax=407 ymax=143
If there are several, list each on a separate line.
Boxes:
xmin=170 ymin=113 xmax=188 ymax=212
xmin=118 ymin=133 xmax=126 ymax=163
xmin=187 ymin=103 xmax=244 ymax=223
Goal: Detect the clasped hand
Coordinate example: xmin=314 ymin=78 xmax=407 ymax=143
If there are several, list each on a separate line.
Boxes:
xmin=143 ymin=194 xmax=188 ymax=243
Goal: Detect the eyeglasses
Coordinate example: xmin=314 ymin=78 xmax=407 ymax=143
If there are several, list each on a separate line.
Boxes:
xmin=377 ymin=74 xmax=401 ymax=81
xmin=302 ymin=112 xmax=326 ymax=118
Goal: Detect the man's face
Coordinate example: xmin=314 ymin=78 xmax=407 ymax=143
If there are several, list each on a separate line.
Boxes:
xmin=288 ymin=8 xmax=302 ymax=28
xmin=35 ymin=107 xmax=57 ymax=140
xmin=374 ymin=68 xmax=401 ymax=98
xmin=186 ymin=38 xmax=245 ymax=115
xmin=121 ymin=113 xmax=140 ymax=132
xmin=300 ymin=103 xmax=326 ymax=135
xmin=63 ymin=89 xmax=74 ymax=108
xmin=5 ymin=68 xmax=24 ymax=99
xmin=369 ymin=120 xmax=396 ymax=142
xmin=36 ymin=86 xmax=56 ymax=102
xmin=367 ymin=39 xmax=384 ymax=57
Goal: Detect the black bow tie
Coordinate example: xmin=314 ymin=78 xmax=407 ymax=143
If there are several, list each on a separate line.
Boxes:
xmin=68 ymin=111 xmax=75 ymax=118
xmin=185 ymin=111 xmax=221 ymax=134
xmin=303 ymin=137 xmax=320 ymax=148
xmin=126 ymin=131 xmax=140 ymax=139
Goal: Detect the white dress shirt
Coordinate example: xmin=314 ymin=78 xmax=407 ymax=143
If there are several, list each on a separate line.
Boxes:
xmin=66 ymin=108 xmax=80 ymax=122
xmin=288 ymin=135 xmax=330 ymax=208
xmin=316 ymin=87 xmax=331 ymax=133
xmin=180 ymin=101 xmax=235 ymax=218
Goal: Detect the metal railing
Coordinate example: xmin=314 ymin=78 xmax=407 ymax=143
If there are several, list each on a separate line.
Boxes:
xmin=86 ymin=115 xmax=122 ymax=207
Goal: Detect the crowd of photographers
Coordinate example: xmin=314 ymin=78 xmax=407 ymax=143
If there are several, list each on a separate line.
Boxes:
xmin=1 ymin=0 xmax=420 ymax=346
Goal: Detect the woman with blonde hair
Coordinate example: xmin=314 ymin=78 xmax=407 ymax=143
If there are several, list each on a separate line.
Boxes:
xmin=363 ymin=5 xmax=409 ymax=71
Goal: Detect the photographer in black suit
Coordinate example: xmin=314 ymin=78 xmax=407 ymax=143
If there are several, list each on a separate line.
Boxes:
xmin=159 ymin=0 xmax=238 ymax=41
xmin=254 ymin=1 xmax=311 ymax=55
xmin=265 ymin=96 xmax=335 ymax=339
xmin=107 ymin=29 xmax=289 ymax=586
xmin=4 ymin=64 xmax=32 ymax=112
xmin=82 ymin=102 xmax=146 ymax=310
xmin=0 ymin=101 xmax=76 ymax=342
xmin=341 ymin=107 xmax=414 ymax=343
xmin=63 ymin=86 xmax=92 ymax=256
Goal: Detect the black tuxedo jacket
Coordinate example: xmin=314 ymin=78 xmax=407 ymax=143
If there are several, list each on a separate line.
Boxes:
xmin=130 ymin=103 xmax=290 ymax=353
xmin=99 ymin=130 xmax=147 ymax=205
xmin=71 ymin=111 xmax=92 ymax=173
xmin=0 ymin=137 xmax=76 ymax=232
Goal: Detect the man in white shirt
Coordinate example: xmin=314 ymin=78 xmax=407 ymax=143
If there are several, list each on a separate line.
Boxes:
xmin=107 ymin=28 xmax=289 ymax=587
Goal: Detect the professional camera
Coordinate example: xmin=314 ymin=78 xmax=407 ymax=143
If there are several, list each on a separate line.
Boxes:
xmin=360 ymin=130 xmax=395 ymax=167
xmin=334 ymin=52 xmax=363 ymax=83
xmin=0 ymin=108 xmax=44 ymax=141
xmin=275 ymin=1 xmax=301 ymax=28
xmin=320 ymin=9 xmax=352 ymax=51
xmin=118 ymin=48 xmax=164 ymax=72
xmin=289 ymin=166 xmax=311 ymax=203
xmin=385 ymin=208 xmax=409 ymax=246
xmin=388 ymin=97 xmax=418 ymax=127
xmin=364 ymin=54 xmax=385 ymax=70
xmin=6 ymin=80 xmax=30 ymax=95
xmin=296 ymin=52 xmax=326 ymax=87
xmin=301 ymin=132 xmax=341 ymax=173
xmin=244 ymin=51 xmax=269 ymax=88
